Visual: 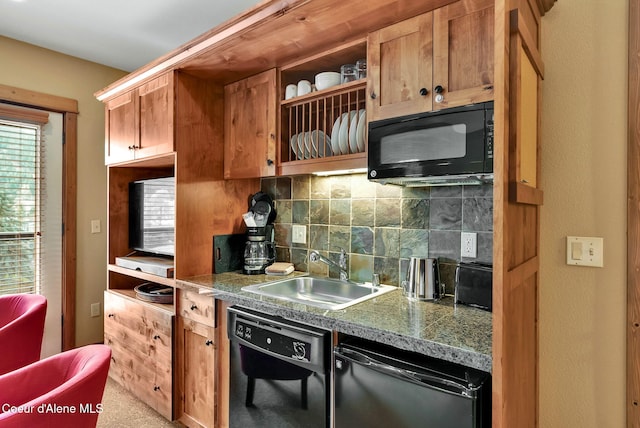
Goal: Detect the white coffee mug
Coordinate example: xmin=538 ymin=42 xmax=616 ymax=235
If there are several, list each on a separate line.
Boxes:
xmin=285 ymin=84 xmax=297 ymax=100
xmin=297 ymin=80 xmax=312 ymax=96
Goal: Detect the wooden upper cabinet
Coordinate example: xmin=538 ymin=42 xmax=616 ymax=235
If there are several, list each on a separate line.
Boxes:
xmin=224 ymin=69 xmax=277 ymax=179
xmin=105 ymin=91 xmax=136 ymax=164
xmin=367 ymin=0 xmax=494 ymax=121
xmin=432 ymin=0 xmax=494 ymax=109
xmin=137 ymin=73 xmax=174 ymax=159
xmin=105 ymin=72 xmax=175 ymax=165
xmin=367 ymin=13 xmax=433 ymax=121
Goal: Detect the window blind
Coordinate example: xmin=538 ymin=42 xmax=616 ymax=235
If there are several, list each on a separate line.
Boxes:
xmin=0 ymin=118 xmax=44 ymax=295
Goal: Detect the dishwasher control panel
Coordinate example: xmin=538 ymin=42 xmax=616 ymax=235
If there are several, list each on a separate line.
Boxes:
xmin=234 ymin=320 xmax=311 ymax=361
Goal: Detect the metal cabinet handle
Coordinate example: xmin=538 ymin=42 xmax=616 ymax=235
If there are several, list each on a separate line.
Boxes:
xmin=266 ymin=159 xmax=274 ymax=166
xmin=419 ymin=87 xmax=428 ymax=96
xmin=370 ymin=91 xmax=377 ymax=99
xmin=153 ymin=386 xmax=160 ymax=391
xmin=205 ymin=340 xmax=213 ymax=346
xmin=190 ymin=304 xmax=198 ymax=311
xmin=108 ymin=313 xmax=114 ymax=318
xmin=153 ymin=335 xmax=160 ymax=340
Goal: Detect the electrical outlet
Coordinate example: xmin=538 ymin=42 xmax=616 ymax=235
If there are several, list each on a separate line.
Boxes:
xmin=461 ymin=232 xmax=477 ymax=258
xmin=90 ymin=302 xmax=101 ymax=317
xmin=292 ymin=224 xmax=307 ymax=244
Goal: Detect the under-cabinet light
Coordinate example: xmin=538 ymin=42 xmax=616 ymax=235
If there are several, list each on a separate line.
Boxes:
xmin=312 ymin=168 xmax=368 ymax=177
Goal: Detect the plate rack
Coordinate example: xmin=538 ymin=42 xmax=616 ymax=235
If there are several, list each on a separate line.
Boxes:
xmin=280 ymin=81 xmax=367 ymax=167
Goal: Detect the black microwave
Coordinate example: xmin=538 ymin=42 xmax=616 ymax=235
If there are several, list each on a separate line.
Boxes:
xmin=368 ymin=102 xmax=494 ymax=186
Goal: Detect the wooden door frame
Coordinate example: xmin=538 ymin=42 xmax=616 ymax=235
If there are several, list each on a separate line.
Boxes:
xmin=629 ymin=0 xmax=640 ymax=425
xmin=0 ymin=84 xmax=78 ymax=351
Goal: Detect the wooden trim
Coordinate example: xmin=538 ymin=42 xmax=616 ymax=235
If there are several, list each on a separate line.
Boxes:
xmin=0 ymin=104 xmax=49 ymax=124
xmin=628 ymin=0 xmax=640 ymax=424
xmin=506 ymin=255 xmax=539 ymax=288
xmin=510 ymin=9 xmax=545 ymax=78
xmin=0 ymin=84 xmax=78 ymax=351
xmin=509 ymin=181 xmax=544 ymax=205
xmin=0 ymin=84 xmax=78 ymax=114
xmin=62 ymin=113 xmax=77 ymax=351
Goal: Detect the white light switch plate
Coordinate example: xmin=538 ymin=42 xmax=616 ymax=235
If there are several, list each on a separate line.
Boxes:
xmin=91 ymin=219 xmax=101 ymax=234
xmin=566 ymin=236 xmax=604 ymax=267
xmin=292 ymin=224 xmax=306 ymax=244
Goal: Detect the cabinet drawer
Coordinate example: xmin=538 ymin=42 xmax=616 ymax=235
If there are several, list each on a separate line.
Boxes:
xmin=179 ymin=289 xmax=215 ymax=327
xmin=104 ymin=292 xmax=173 ymax=360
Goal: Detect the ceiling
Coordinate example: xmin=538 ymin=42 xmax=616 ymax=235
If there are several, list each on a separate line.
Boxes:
xmin=1 ymin=0 xmax=263 ymax=72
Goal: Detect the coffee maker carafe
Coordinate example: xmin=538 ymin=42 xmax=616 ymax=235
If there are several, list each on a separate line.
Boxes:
xmin=242 ymin=192 xmax=276 ymax=275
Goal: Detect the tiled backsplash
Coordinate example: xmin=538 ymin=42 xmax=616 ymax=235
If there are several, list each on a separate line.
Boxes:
xmin=260 ymin=174 xmax=493 ymax=291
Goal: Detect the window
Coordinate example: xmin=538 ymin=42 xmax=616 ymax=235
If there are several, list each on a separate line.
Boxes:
xmin=0 ymin=118 xmax=43 ymax=295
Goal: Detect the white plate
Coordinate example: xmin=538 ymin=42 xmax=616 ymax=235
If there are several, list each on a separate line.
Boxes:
xmin=339 ymin=111 xmax=357 ymax=155
xmin=330 ymin=115 xmax=342 ymax=155
xmin=290 ymin=134 xmax=299 ymax=160
xmin=356 ymin=109 xmax=366 ymax=152
xmin=303 ymin=131 xmax=311 ymax=159
xmin=348 ymin=111 xmax=360 ymax=153
xmin=311 ymin=130 xmax=332 ymax=157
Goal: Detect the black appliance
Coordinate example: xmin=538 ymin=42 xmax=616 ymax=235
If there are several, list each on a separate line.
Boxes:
xmin=455 ymin=262 xmax=493 ymax=311
xmin=368 ymin=101 xmax=494 ymax=186
xmin=128 ymin=176 xmax=175 ymax=256
xmin=243 ymin=192 xmax=277 ymax=275
xmin=334 ymin=337 xmax=491 ymax=428
xmin=227 ymin=306 xmax=331 ymax=428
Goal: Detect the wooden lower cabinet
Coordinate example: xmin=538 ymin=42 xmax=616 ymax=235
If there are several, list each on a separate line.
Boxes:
xmin=176 ymin=289 xmax=217 ymax=428
xmin=103 ymin=291 xmax=174 ymax=419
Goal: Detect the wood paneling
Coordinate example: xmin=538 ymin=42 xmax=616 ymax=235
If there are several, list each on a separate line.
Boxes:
xmin=493 ymin=1 xmax=542 ymax=426
xmin=0 ymin=84 xmax=78 ymax=113
xmin=216 ymin=300 xmax=230 ymax=428
xmin=179 ymin=290 xmax=216 ymax=328
xmin=629 ymin=0 xmax=640 ymax=425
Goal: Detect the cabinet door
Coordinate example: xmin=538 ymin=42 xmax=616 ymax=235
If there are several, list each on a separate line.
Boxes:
xmin=104 ymin=291 xmax=174 ymax=420
xmin=433 ymin=0 xmax=494 ymax=109
xmin=136 ymin=73 xmax=175 ymax=159
xmin=367 ymin=12 xmax=433 ymax=121
xmin=224 ymin=69 xmax=277 ymax=179
xmin=105 ymin=91 xmax=137 ymax=164
xmin=177 ymin=317 xmax=216 ymax=428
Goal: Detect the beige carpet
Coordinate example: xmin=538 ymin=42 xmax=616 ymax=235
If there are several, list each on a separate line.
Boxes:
xmin=97 ymin=377 xmax=182 ymax=428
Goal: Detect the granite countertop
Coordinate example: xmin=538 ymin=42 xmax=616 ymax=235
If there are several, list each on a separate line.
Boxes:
xmin=177 ymin=271 xmax=492 ymax=372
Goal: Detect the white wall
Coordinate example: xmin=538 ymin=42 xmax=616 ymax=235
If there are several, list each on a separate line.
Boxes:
xmin=540 ymin=1 xmax=627 ymax=426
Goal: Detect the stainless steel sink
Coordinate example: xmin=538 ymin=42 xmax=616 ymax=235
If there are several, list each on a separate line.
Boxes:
xmin=241 ymin=276 xmax=396 ymax=310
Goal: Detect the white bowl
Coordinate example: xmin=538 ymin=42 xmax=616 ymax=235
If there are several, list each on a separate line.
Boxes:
xmin=315 ymin=72 xmax=341 ymax=91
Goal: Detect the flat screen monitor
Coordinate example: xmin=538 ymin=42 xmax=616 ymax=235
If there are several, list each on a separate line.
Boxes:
xmin=128 ymin=176 xmax=175 ymax=256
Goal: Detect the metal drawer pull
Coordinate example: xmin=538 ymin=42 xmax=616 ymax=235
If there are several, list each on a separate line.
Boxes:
xmin=205 ymin=340 xmax=213 ymax=346
xmin=190 ymin=304 xmax=198 ymax=311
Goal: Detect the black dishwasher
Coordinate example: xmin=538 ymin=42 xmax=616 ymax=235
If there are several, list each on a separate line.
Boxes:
xmin=334 ymin=338 xmax=491 ymax=428
xmin=227 ymin=306 xmax=331 ymax=428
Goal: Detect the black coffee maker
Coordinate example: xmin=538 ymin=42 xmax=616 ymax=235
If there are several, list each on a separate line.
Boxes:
xmin=243 ymin=192 xmax=276 ymax=275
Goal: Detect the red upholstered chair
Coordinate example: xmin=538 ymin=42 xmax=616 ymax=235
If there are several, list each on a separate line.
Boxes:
xmin=0 ymin=294 xmax=47 ymax=375
xmin=0 ymin=344 xmax=111 ymax=428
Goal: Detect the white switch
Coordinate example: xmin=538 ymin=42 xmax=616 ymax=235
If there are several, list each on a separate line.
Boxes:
xmin=292 ymin=224 xmax=306 ymax=244
xmin=566 ymin=236 xmax=603 ymax=267
xmin=91 ymin=219 xmax=101 ymax=234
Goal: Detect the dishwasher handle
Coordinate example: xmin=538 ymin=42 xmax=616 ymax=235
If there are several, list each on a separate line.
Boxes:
xmin=334 ymin=346 xmax=478 ymax=398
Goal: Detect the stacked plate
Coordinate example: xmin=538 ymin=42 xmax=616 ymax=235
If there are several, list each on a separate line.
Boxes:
xmin=330 ymin=109 xmax=366 ymax=155
xmin=290 ymin=131 xmax=333 ymax=160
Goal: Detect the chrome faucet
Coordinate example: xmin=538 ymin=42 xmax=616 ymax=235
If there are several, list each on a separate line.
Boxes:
xmin=309 ymin=249 xmax=349 ymax=281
